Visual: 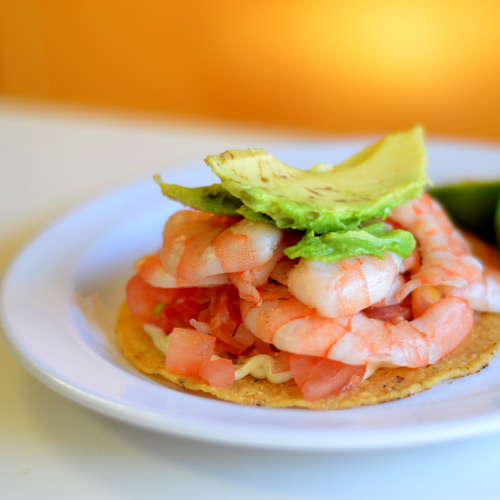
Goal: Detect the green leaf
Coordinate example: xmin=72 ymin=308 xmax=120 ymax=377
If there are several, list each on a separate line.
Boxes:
xmin=153 ymin=302 xmax=166 ymax=317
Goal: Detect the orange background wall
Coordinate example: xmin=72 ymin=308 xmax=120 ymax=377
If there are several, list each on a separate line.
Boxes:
xmin=1 ymin=0 xmax=500 ymax=140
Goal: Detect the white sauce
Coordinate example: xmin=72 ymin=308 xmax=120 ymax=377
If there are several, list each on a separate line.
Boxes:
xmin=143 ymin=324 xmax=170 ymax=354
xmin=234 ymin=354 xmax=293 ymax=384
xmin=363 ymin=362 xmax=396 ymax=380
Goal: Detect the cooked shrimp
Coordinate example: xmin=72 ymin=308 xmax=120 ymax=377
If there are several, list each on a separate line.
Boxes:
xmin=228 ymin=243 xmax=285 ymax=304
xmin=390 ymin=193 xmax=483 ymax=300
xmin=136 ymin=253 xmax=231 ymax=288
xmin=441 ymin=268 xmax=500 ymax=312
xmin=440 ymin=232 xmax=500 ymax=312
xmin=240 ymin=282 xmax=473 ymax=368
xmin=269 ymin=255 xmax=298 ymax=286
xmin=161 ymin=210 xmax=283 ymax=278
xmin=285 ymin=253 xmax=404 ymax=318
xmin=401 ymin=247 xmax=420 ymax=274
xmin=139 ymin=210 xmax=284 ymax=302
xmin=371 ymin=273 xmax=407 ymax=307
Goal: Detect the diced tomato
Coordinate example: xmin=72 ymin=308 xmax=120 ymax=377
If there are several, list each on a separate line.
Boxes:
xmin=232 ymin=324 xmax=257 ymax=350
xmin=126 ymin=274 xmax=210 ymax=332
xmin=243 ymin=338 xmax=275 ymax=358
xmin=198 ymin=286 xmax=251 ymax=355
xmin=301 ymin=360 xmax=365 ymax=401
xmin=253 ymin=338 xmax=274 ymax=355
xmin=199 ymin=358 xmax=236 ymax=388
xmin=290 ymin=354 xmax=365 ymax=401
xmin=273 ymin=351 xmax=291 ymax=373
xmin=165 ymin=328 xmax=215 ymax=377
xmin=126 ymin=275 xmax=170 ymax=330
xmin=289 ymin=355 xmax=321 ymax=387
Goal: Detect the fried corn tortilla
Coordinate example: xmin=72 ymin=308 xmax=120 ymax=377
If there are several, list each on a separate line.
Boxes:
xmin=116 ymin=303 xmax=500 ymax=409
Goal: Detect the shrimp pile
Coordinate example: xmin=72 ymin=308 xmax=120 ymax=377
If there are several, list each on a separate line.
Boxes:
xmin=129 ymin=194 xmax=500 ymax=401
xmin=137 ymin=210 xmax=284 ymax=304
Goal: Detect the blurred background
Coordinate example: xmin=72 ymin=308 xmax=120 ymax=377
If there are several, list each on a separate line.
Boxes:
xmin=1 ymin=0 xmax=500 ymax=140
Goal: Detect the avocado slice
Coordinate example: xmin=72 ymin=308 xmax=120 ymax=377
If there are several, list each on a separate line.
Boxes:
xmin=153 ymin=175 xmax=274 ymax=224
xmin=284 ymin=222 xmax=416 ymax=262
xmin=205 ymin=126 xmax=429 ymax=233
xmin=153 ymin=176 xmax=242 ymax=216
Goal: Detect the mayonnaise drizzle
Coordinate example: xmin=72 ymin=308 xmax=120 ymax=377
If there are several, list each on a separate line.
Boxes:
xmin=143 ymin=325 xmax=293 ymax=384
xmin=234 ymin=354 xmax=293 ymax=384
xmin=143 ymin=324 xmax=170 ymax=354
xmin=363 ymin=362 xmax=396 ymax=380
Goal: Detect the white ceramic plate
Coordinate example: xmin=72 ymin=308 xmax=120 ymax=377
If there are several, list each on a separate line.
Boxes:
xmin=3 ymin=140 xmax=500 ymax=452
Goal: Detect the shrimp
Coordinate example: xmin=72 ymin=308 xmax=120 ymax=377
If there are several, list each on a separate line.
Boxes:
xmin=269 ymin=256 xmax=298 ymax=286
xmin=136 ymin=253 xmax=230 ymax=288
xmin=401 ymin=246 xmax=420 ymax=274
xmin=285 ymin=253 xmax=404 ymax=318
xmin=240 ymin=282 xmax=473 ymax=368
xmin=369 ymin=274 xmax=408 ymax=308
xmin=439 ymin=232 xmax=500 ymax=312
xmin=441 ymin=268 xmax=500 ymax=312
xmin=226 ymin=240 xmax=287 ymax=304
xmin=138 ymin=210 xmax=284 ymax=302
xmin=390 ymin=193 xmax=483 ymax=300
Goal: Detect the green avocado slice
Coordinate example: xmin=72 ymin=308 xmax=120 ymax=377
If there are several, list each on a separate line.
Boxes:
xmin=205 ymin=126 xmax=429 ymax=233
xmin=153 ymin=175 xmax=274 ymax=223
xmin=284 ymin=222 xmax=416 ymax=263
xmin=153 ymin=176 xmax=242 ymax=216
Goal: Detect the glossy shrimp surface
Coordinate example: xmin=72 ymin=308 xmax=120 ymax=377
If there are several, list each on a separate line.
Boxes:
xmin=390 ymin=193 xmax=483 ymax=300
xmin=441 ymin=268 xmax=500 ymax=312
xmin=286 ymin=252 xmax=404 ymax=318
xmin=139 ymin=210 xmax=283 ymax=302
xmin=440 ymin=233 xmax=500 ymax=313
xmin=136 ymin=252 xmax=230 ymax=288
xmin=241 ymin=282 xmax=473 ymax=368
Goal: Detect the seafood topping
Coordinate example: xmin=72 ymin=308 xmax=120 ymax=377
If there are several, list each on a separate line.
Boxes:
xmin=123 ymin=128 xmax=500 ymax=402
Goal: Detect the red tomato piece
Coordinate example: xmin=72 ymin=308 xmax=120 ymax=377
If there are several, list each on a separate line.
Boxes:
xmin=301 ymin=360 xmax=365 ymax=401
xmin=232 ymin=324 xmax=257 ymax=350
xmin=290 ymin=354 xmax=365 ymax=401
xmin=126 ymin=275 xmax=171 ymax=330
xmin=289 ymin=355 xmax=321 ymax=387
xmin=273 ymin=351 xmax=291 ymax=373
xmin=254 ymin=338 xmax=274 ymax=355
xmin=199 ymin=358 xmax=236 ymax=388
xmin=165 ymin=328 xmax=215 ymax=377
xmin=198 ymin=286 xmax=250 ymax=355
xmin=126 ymin=274 xmax=211 ymax=332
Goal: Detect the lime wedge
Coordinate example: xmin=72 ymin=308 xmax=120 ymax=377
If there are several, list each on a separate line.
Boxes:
xmin=429 ymin=181 xmax=500 ymax=246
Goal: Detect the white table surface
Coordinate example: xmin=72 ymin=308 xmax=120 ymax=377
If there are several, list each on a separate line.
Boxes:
xmin=2 ymin=101 xmax=500 ymax=500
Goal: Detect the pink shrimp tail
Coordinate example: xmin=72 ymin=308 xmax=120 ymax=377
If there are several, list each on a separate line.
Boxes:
xmin=229 ymin=270 xmax=262 ymax=306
